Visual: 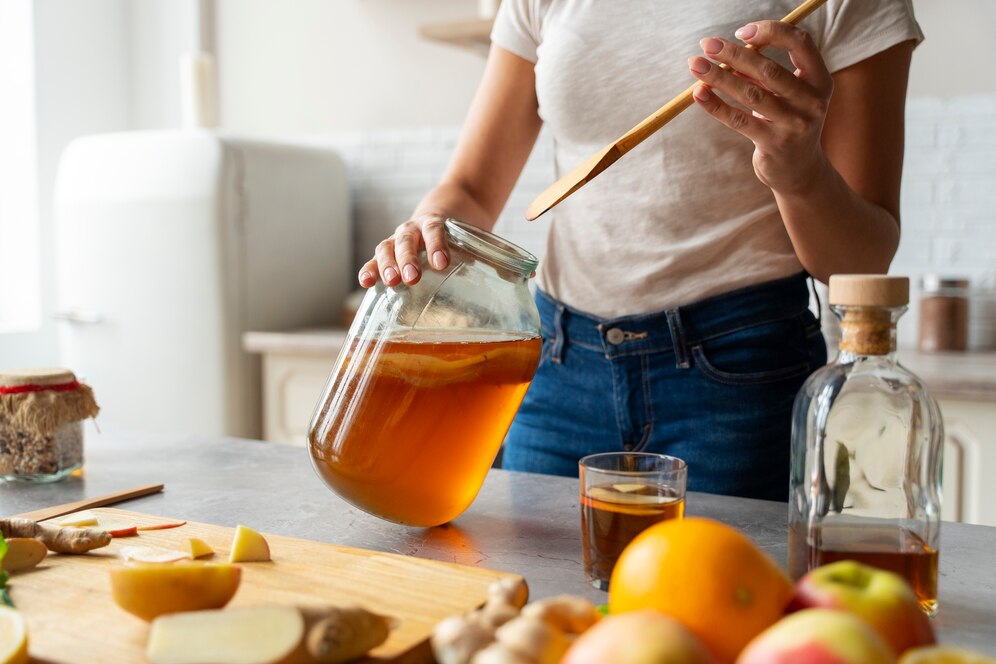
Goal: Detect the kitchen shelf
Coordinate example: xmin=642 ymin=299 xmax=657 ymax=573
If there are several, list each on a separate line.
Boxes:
xmin=419 ymin=18 xmax=493 ymax=55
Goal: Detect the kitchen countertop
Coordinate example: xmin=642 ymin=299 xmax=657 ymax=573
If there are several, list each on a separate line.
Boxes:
xmin=243 ymin=327 xmax=996 ymax=402
xmin=2 ymin=432 xmax=995 ymax=653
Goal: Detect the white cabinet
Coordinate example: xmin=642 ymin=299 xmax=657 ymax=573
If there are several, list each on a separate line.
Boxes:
xmin=938 ymin=397 xmax=996 ymax=526
xmin=898 ymin=349 xmax=996 ymax=527
xmin=243 ymin=330 xmax=348 ymax=446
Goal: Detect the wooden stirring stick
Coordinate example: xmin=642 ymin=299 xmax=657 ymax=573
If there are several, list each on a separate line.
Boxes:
xmin=11 ymin=483 xmax=164 ymax=522
xmin=524 ymin=0 xmax=829 ymax=221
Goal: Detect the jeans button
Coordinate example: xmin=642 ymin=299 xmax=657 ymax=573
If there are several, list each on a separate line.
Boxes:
xmin=606 ymin=328 xmax=625 ymax=345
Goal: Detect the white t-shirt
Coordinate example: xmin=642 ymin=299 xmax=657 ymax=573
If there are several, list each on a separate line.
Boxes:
xmin=491 ymin=0 xmax=923 ymax=317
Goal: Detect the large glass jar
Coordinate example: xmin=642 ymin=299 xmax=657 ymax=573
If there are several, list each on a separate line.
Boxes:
xmin=788 ymin=275 xmax=944 ymax=615
xmin=308 ymin=219 xmax=542 ymax=527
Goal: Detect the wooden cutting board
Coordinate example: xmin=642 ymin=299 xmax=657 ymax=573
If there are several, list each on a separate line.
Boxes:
xmin=9 ymin=508 xmax=524 ymax=664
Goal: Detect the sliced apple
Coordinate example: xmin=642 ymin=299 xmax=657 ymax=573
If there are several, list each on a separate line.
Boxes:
xmin=119 ymin=546 xmax=192 ymax=564
xmin=187 ymin=538 xmax=215 ymax=559
xmin=0 ymin=538 xmax=47 ymax=573
xmin=110 ymin=562 xmax=242 ymax=621
xmin=137 ymin=521 xmax=188 ymax=532
xmin=55 ymin=510 xmax=100 ymax=527
xmin=147 ymin=607 xmax=304 ymax=664
xmin=101 ymin=521 xmax=140 ymax=538
xmin=229 ymin=525 xmax=271 ymax=563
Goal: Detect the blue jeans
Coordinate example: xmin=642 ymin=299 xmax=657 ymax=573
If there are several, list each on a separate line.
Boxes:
xmin=502 ymin=273 xmax=827 ymax=502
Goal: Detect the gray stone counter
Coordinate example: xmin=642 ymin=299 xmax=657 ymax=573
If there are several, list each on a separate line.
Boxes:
xmin=1 ymin=432 xmax=994 ymax=653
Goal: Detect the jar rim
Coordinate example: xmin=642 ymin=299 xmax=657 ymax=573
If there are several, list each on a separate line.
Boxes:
xmin=444 ymin=219 xmax=538 ymax=275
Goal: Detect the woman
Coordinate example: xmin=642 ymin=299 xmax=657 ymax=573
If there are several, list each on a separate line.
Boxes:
xmin=358 ymin=1 xmax=922 ymax=501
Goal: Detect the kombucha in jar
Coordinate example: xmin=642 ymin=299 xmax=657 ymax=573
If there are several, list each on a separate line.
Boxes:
xmin=308 ymin=219 xmax=542 ymax=526
xmin=310 ymin=331 xmax=540 ymax=526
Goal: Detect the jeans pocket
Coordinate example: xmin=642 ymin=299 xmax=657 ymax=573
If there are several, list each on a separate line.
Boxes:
xmin=691 ymin=315 xmax=813 ymax=386
xmin=538 ymin=336 xmax=555 ymax=368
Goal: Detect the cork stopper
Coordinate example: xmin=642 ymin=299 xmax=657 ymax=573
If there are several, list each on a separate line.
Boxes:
xmin=829 ymin=275 xmax=909 ymax=307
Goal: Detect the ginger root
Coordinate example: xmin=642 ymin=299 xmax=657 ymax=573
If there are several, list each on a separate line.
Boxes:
xmin=431 ymin=580 xmax=600 ymax=664
xmin=303 ymin=606 xmax=392 ymax=664
xmin=488 ymin=577 xmax=529 ymax=610
xmin=431 ymin=614 xmax=495 ymax=664
xmin=470 ymin=643 xmax=533 ymax=664
xmin=493 ymin=616 xmax=570 ymax=664
xmin=520 ymin=595 xmax=599 ymax=634
xmin=0 ymin=518 xmax=110 ymax=554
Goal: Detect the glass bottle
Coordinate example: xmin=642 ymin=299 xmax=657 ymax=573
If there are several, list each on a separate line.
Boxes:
xmin=308 ymin=219 xmax=541 ymax=527
xmin=788 ymin=275 xmax=944 ymax=615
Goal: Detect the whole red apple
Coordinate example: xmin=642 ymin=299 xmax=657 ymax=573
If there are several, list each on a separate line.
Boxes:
xmin=737 ymin=608 xmax=896 ymax=664
xmin=789 ymin=560 xmax=935 ymax=656
xmin=561 ymin=610 xmax=716 ymax=664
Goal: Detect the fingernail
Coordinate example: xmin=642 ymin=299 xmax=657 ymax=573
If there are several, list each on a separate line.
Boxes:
xmin=735 ymin=23 xmax=758 ymax=41
xmin=384 ymin=267 xmax=399 ymax=283
xmin=432 ymin=250 xmax=447 ymax=270
xmin=693 ymin=85 xmax=712 ymax=102
xmin=689 ymin=57 xmax=711 ymax=75
xmin=700 ymin=37 xmax=723 ymax=55
xmin=359 ymin=271 xmax=373 ymax=284
xmin=403 ymin=264 xmax=418 ymax=282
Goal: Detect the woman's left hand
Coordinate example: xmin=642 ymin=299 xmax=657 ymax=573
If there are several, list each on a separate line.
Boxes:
xmin=688 ymin=20 xmax=835 ymax=195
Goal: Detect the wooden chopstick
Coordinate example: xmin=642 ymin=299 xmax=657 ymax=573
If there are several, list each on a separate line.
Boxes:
xmin=11 ymin=483 xmax=164 ymax=522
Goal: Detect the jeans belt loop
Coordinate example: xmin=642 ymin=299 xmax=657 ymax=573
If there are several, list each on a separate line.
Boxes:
xmin=665 ymin=308 xmax=691 ymax=369
xmin=550 ymin=302 xmax=566 ymax=364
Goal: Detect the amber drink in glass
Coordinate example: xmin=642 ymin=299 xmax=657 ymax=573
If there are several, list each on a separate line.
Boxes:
xmin=580 ymin=452 xmax=687 ymax=591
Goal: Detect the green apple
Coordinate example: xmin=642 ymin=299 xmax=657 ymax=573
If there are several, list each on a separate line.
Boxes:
xmin=789 ymin=560 xmax=935 ymax=656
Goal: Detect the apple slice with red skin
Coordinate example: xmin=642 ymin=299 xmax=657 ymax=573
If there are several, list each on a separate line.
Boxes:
xmin=137 ymin=521 xmax=187 ymax=532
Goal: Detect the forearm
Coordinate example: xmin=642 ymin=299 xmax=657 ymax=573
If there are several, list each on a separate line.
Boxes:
xmin=412 ymin=181 xmax=499 ymax=232
xmin=774 ymin=156 xmax=900 ymax=284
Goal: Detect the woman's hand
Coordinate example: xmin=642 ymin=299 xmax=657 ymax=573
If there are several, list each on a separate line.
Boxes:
xmin=358 ymin=214 xmax=450 ymax=288
xmin=687 ymin=20 xmax=835 ymax=195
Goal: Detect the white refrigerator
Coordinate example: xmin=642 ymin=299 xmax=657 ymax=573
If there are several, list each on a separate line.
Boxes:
xmin=53 ymin=130 xmax=351 ymax=439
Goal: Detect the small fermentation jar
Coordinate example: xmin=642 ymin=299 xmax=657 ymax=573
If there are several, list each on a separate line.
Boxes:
xmin=0 ymin=368 xmax=100 ymax=482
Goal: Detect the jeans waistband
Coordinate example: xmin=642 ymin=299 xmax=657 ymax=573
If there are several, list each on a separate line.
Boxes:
xmin=537 ymin=273 xmax=813 ymax=367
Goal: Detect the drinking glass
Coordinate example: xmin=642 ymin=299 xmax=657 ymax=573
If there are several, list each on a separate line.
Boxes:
xmin=580 ymin=452 xmax=687 ymax=591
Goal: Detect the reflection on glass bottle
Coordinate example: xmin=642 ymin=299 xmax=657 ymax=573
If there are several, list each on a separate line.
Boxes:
xmin=788 ymin=275 xmax=943 ymax=616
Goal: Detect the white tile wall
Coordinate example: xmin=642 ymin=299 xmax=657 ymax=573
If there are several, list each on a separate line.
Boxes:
xmin=301 ymin=127 xmax=554 ymax=274
xmin=302 ymin=94 xmax=996 ymax=349
xmin=894 ymin=95 xmax=996 ymax=349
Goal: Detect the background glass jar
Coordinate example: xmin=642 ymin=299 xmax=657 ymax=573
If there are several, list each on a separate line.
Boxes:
xmin=0 ymin=368 xmax=99 ymax=482
xmin=918 ymin=275 xmax=970 ymax=352
xmin=308 ymin=219 xmax=541 ymax=527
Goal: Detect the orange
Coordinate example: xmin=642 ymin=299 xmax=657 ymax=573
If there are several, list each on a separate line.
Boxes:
xmin=608 ymin=517 xmax=793 ymax=664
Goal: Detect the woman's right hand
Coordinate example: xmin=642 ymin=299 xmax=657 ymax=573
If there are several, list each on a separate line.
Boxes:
xmin=358 ymin=213 xmax=451 ymax=288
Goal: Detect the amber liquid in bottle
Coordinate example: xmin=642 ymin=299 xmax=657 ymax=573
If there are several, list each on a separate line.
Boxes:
xmin=309 ymin=333 xmax=541 ymax=527
xmin=581 ymin=483 xmax=685 ymax=589
xmin=789 ymin=524 xmax=938 ymax=616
